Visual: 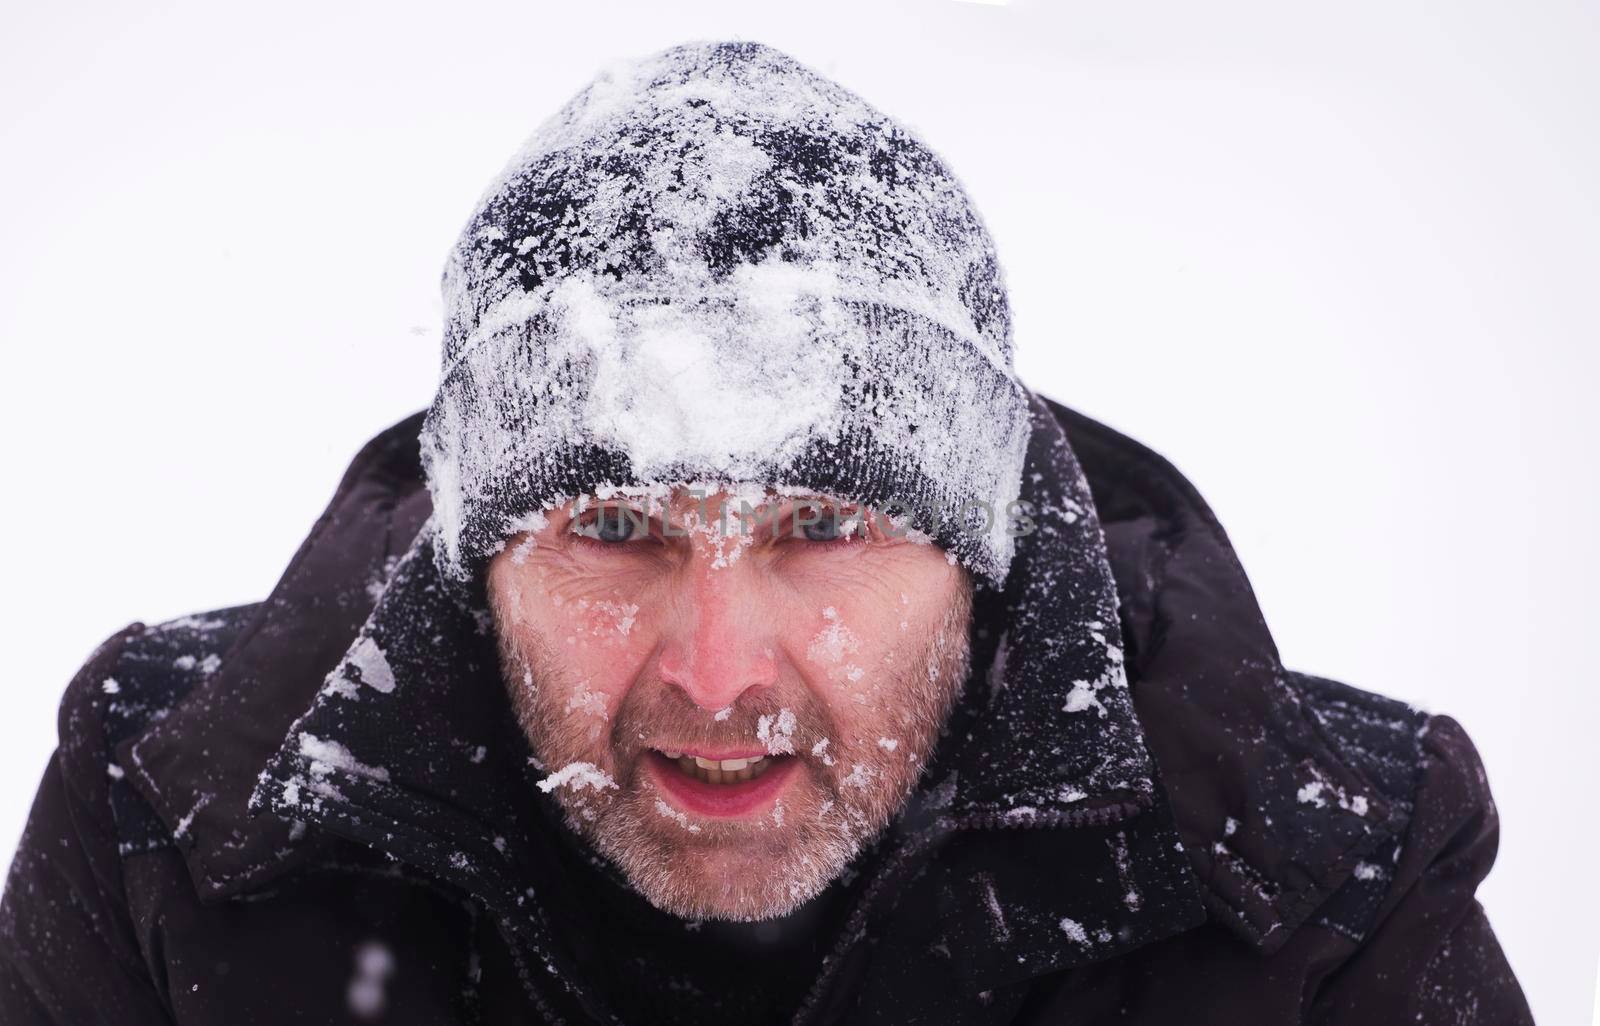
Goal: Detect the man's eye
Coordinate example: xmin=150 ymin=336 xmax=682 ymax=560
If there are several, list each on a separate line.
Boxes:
xmin=571 ymin=507 xmax=647 ymax=544
xmin=793 ymin=505 xmax=856 ymax=543
xmin=801 ymin=511 xmax=839 ymax=542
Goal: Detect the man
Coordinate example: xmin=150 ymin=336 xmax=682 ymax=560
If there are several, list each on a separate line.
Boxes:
xmin=0 ymin=41 xmax=1532 ymax=1026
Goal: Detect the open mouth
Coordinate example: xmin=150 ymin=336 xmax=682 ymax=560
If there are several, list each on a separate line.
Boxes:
xmin=661 ymin=751 xmax=778 ymax=785
xmin=646 ymin=749 xmax=798 ymax=818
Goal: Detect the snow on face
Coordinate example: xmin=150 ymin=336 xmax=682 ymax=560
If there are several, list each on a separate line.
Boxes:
xmin=564 ymin=684 xmax=611 ymax=741
xmin=654 ymin=798 xmax=702 ymax=834
xmin=755 ymin=708 xmax=798 ymax=755
xmin=484 ymin=498 xmax=976 ymax=922
xmin=806 ymin=607 xmax=862 ymax=667
xmin=535 ymin=761 xmax=617 ymax=795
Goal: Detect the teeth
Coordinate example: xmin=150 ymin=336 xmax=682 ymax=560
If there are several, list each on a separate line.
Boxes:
xmin=662 ymin=750 xmax=682 ymax=759
xmin=671 ymin=753 xmax=772 ymax=785
xmin=690 ymin=755 xmax=761 ymax=772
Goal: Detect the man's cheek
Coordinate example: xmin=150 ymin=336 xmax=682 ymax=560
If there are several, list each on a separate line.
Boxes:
xmin=799 ymin=605 xmax=871 ymax=687
xmin=537 ymin=592 xmax=642 ymax=646
xmin=548 ymin=650 xmax=638 ymax=739
xmin=570 ymin=595 xmax=645 ymax=645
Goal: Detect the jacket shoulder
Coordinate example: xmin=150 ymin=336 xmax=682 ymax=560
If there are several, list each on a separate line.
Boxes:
xmin=1289 ymin=671 xmax=1430 ymax=807
xmin=2 ymin=608 xmax=262 ymax=1024
xmin=1287 ymin=668 xmax=1498 ymax=861
xmin=1283 ymin=671 xmax=1507 ymax=953
xmin=1299 ymin=692 xmax=1532 ymax=1020
xmin=58 ymin=605 xmax=261 ymax=855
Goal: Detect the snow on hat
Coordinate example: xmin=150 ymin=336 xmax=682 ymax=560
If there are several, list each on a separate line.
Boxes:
xmin=420 ymin=40 xmax=1032 ymax=586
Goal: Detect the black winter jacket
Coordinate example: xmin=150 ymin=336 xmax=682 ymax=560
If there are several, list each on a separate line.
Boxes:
xmin=0 ymin=397 xmax=1534 ymax=1025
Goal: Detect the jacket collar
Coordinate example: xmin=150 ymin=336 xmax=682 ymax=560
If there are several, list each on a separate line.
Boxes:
xmin=122 ymin=395 xmax=1409 ymax=1005
xmin=120 ymin=411 xmax=434 ymax=899
xmin=1052 ymin=398 xmax=1412 ymax=952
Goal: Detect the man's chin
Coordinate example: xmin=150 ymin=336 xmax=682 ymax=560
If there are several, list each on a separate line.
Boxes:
xmin=625 ymin=857 xmax=837 ymax=923
xmin=591 ymin=813 xmax=852 ymax=922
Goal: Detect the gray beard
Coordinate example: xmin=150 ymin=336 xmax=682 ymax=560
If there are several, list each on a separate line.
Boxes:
xmin=490 ymin=582 xmax=973 ymax=922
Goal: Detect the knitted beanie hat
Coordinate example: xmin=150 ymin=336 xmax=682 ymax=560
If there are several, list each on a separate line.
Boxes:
xmin=420 ymin=41 xmax=1033 ymax=587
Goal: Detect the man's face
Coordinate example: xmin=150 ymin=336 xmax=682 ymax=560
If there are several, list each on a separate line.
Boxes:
xmin=486 ymin=488 xmax=973 ymax=921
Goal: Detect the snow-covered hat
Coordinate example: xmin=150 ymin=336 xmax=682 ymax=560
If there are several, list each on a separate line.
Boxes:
xmin=420 ymin=41 xmax=1032 ymax=587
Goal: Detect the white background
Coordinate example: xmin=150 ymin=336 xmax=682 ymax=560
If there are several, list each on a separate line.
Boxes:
xmin=2 ymin=1 xmax=1594 ymax=1021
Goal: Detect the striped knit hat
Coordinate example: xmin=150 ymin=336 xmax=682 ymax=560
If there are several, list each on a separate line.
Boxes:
xmin=420 ymin=41 xmax=1032 ymax=588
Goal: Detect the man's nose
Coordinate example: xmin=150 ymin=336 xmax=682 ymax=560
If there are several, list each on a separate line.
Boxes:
xmin=655 ymin=564 xmax=778 ymax=713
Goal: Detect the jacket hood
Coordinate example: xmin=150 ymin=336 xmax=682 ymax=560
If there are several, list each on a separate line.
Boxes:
xmin=119 ymin=396 xmax=1413 ymax=1020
